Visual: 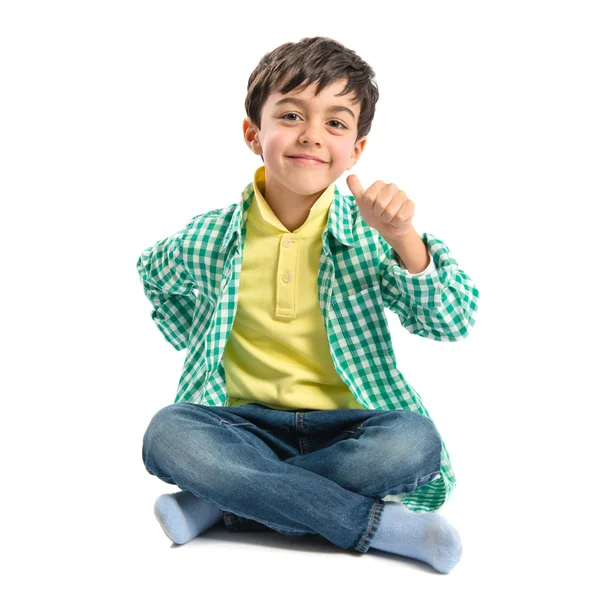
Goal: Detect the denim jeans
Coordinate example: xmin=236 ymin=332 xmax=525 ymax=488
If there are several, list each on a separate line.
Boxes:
xmin=142 ymin=402 xmax=442 ymax=553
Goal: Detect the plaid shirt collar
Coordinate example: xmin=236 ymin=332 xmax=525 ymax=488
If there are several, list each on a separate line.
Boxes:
xmin=219 ymin=177 xmax=360 ymax=256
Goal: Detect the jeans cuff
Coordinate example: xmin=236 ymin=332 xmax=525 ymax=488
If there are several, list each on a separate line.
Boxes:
xmin=353 ymin=498 xmax=385 ymax=553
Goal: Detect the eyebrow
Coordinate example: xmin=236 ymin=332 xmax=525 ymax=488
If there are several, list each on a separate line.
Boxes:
xmin=274 ymin=97 xmax=356 ymax=121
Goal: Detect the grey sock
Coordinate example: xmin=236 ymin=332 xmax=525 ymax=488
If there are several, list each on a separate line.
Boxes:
xmin=370 ymin=501 xmax=463 ymax=573
xmin=153 ymin=490 xmax=223 ymax=545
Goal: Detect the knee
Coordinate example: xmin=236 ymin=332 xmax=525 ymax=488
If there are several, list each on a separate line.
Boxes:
xmin=142 ymin=404 xmax=187 ymax=465
xmin=385 ymin=410 xmax=442 ymax=465
xmin=409 ymin=410 xmax=442 ymax=444
xmin=144 ymin=403 xmax=179 ymax=439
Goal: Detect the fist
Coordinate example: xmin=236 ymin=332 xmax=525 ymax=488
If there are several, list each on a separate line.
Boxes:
xmin=347 ymin=174 xmax=415 ymax=240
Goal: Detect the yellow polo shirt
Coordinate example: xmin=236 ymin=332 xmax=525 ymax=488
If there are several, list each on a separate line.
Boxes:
xmin=223 ymin=166 xmax=365 ymax=410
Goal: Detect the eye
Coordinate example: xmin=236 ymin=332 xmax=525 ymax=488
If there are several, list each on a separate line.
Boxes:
xmin=280 ymin=113 xmax=347 ymax=129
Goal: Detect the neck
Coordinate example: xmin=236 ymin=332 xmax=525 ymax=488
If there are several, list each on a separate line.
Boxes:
xmin=263 ymin=172 xmax=326 ymax=232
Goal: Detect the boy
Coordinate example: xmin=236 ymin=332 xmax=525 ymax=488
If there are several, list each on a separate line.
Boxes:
xmin=137 ymin=36 xmax=479 ymax=574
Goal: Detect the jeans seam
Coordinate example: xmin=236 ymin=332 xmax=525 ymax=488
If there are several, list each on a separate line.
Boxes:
xmin=218 ymin=419 xmax=253 ymax=427
xmin=355 ymin=498 xmax=382 ymax=553
xmin=218 ymin=419 xmax=277 ymax=434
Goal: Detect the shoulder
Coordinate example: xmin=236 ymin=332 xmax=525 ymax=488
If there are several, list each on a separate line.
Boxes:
xmin=180 ymin=202 xmax=237 ymax=241
xmin=184 ymin=202 xmax=235 ymax=231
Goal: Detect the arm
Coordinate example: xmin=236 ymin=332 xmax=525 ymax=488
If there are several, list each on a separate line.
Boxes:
xmin=385 ymin=225 xmax=432 ymax=274
xmin=136 ymin=226 xmax=197 ymax=351
xmin=377 ymin=230 xmax=480 ymax=341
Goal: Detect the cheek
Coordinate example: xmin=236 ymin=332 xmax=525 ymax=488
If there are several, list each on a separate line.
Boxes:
xmin=261 ymin=134 xmax=288 ymax=160
xmin=331 ymin=143 xmax=356 ymax=165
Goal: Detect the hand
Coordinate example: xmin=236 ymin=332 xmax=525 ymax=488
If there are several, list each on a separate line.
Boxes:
xmin=347 ymin=174 xmax=415 ymax=241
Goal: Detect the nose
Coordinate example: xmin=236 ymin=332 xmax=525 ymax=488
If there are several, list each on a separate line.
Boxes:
xmin=298 ymin=123 xmax=324 ymax=145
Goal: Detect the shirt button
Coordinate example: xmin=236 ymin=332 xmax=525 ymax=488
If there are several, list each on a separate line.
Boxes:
xmin=282 ymin=272 xmax=293 ymax=283
xmin=435 ymin=283 xmax=443 ymax=291
xmin=282 ymin=238 xmax=292 ymax=248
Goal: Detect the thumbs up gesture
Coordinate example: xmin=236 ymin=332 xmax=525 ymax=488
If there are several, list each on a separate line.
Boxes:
xmin=346 ymin=174 xmax=415 ymax=241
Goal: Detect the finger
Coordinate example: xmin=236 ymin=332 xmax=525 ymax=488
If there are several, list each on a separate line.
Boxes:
xmin=389 ymin=198 xmax=414 ymax=226
xmin=383 ymin=199 xmax=405 ymax=224
xmin=362 ymin=180 xmax=387 ymax=212
xmin=373 ymin=190 xmax=398 ymax=218
xmin=346 ymin=174 xmax=364 ymax=202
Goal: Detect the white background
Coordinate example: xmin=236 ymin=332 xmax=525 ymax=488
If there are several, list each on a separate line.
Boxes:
xmin=2 ymin=0 xmax=598 ymax=597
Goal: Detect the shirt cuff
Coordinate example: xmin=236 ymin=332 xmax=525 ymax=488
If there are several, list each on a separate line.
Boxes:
xmin=380 ymin=231 xmax=480 ymax=339
xmin=395 ymin=250 xmax=435 ymax=275
xmin=386 ymin=232 xmax=457 ymax=311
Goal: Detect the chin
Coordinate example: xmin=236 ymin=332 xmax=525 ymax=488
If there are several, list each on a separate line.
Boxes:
xmin=286 ymin=179 xmax=330 ymax=194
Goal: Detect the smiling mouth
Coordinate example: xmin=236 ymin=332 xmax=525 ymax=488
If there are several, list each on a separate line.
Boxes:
xmin=288 ymin=156 xmax=327 ymax=165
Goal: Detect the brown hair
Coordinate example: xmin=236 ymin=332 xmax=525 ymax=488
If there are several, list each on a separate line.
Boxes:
xmin=245 ymin=36 xmax=379 ymax=152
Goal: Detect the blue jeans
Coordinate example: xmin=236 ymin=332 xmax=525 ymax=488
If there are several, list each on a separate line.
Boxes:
xmin=142 ymin=402 xmax=442 ymax=553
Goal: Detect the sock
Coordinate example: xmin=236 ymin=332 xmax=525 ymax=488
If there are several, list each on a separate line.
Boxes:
xmin=370 ymin=501 xmax=463 ymax=573
xmin=153 ymin=490 xmax=223 ymax=545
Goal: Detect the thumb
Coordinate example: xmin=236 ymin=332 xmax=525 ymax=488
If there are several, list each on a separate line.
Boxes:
xmin=346 ymin=174 xmax=364 ymax=202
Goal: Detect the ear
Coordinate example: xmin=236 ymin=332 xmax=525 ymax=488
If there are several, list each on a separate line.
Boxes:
xmin=243 ymin=117 xmax=263 ymax=156
xmin=346 ymin=136 xmax=367 ymax=170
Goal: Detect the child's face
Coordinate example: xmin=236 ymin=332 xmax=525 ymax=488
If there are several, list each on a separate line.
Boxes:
xmin=243 ymin=78 xmax=367 ymax=197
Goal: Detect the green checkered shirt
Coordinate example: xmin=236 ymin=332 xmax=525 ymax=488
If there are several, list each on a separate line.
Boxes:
xmin=136 ymin=179 xmax=480 ymax=512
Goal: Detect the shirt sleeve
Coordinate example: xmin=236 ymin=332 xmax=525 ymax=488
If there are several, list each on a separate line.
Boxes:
xmin=377 ymin=231 xmax=480 ymax=341
xmin=395 ymin=250 xmax=436 ymax=275
xmin=136 ymin=225 xmax=197 ymax=351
